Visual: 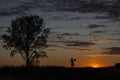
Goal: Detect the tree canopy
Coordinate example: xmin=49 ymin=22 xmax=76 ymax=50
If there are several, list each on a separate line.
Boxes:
xmin=2 ymin=15 xmax=50 ymax=67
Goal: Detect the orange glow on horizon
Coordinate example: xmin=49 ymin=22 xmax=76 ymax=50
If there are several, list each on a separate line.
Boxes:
xmin=76 ymin=59 xmax=106 ymax=68
xmin=91 ymin=64 xmax=100 ymax=68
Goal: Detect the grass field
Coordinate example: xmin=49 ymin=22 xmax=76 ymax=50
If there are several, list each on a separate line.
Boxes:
xmin=0 ymin=66 xmax=120 ymax=80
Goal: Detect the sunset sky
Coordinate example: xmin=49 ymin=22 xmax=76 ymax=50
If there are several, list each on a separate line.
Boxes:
xmin=0 ymin=0 xmax=120 ymax=67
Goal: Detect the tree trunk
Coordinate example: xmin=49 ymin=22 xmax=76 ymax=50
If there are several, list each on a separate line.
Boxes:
xmin=26 ymin=51 xmax=30 ymax=68
xmin=26 ymin=56 xmax=29 ymax=67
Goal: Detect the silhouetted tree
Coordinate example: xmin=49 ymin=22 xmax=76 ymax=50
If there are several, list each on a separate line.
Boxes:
xmin=2 ymin=15 xmax=50 ymax=67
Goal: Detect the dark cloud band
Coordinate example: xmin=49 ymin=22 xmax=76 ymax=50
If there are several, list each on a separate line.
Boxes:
xmin=103 ymin=47 xmax=120 ymax=55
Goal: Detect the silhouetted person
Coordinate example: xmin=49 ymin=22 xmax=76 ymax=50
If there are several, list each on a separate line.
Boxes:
xmin=70 ymin=57 xmax=76 ymax=68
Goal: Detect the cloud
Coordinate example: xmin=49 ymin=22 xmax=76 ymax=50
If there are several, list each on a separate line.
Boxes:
xmin=63 ymin=47 xmax=91 ymax=53
xmin=108 ymin=39 xmax=120 ymax=42
xmin=85 ymin=54 xmax=103 ymax=57
xmin=92 ymin=30 xmax=106 ymax=34
xmin=107 ymin=30 xmax=120 ymax=36
xmin=79 ymin=34 xmax=90 ymax=36
xmin=110 ymin=32 xmax=120 ymax=36
xmin=48 ymin=44 xmax=64 ymax=48
xmin=0 ymin=26 xmax=6 ymax=29
xmin=66 ymin=41 xmax=95 ymax=47
xmin=95 ymin=15 xmax=114 ymax=19
xmin=49 ymin=40 xmax=64 ymax=43
xmin=87 ymin=24 xmax=106 ymax=29
xmin=49 ymin=32 xmax=81 ymax=43
xmin=60 ymin=33 xmax=80 ymax=36
xmin=49 ymin=39 xmax=95 ymax=49
xmin=0 ymin=11 xmax=13 ymax=16
xmin=49 ymin=32 xmax=95 ymax=48
xmin=47 ymin=49 xmax=57 ymax=51
xmin=103 ymin=47 xmax=120 ymax=55
xmin=75 ymin=49 xmax=90 ymax=52
xmin=111 ymin=18 xmax=120 ymax=22
xmin=56 ymin=36 xmax=65 ymax=40
xmin=88 ymin=30 xmax=106 ymax=37
xmin=92 ymin=39 xmax=112 ymax=44
xmin=85 ymin=54 xmax=120 ymax=57
xmin=0 ymin=26 xmax=8 ymax=30
xmin=0 ymin=0 xmax=42 ymax=16
xmin=51 ymin=26 xmax=66 ymax=30
xmin=0 ymin=26 xmax=8 ymax=35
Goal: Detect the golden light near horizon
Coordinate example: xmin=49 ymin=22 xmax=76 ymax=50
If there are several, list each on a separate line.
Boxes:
xmin=91 ymin=64 xmax=100 ymax=68
xmin=83 ymin=60 xmax=103 ymax=68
